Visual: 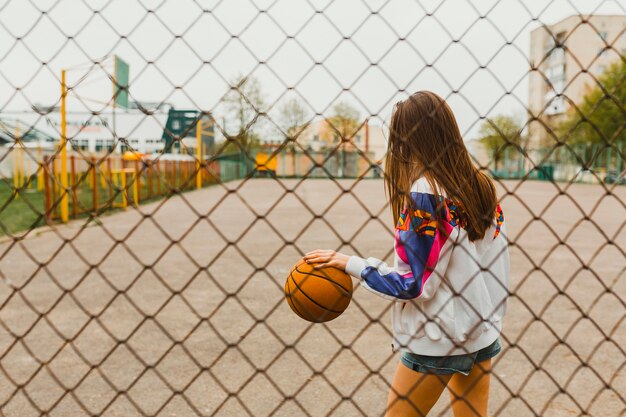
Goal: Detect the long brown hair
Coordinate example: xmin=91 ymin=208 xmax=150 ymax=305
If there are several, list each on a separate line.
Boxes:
xmin=384 ymin=91 xmax=497 ymax=242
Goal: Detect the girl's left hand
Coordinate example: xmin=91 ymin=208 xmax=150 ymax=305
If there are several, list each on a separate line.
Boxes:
xmin=303 ymin=249 xmax=350 ymax=271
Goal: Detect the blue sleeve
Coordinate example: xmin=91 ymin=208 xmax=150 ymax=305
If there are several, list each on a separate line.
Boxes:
xmin=345 ymin=191 xmax=449 ymax=301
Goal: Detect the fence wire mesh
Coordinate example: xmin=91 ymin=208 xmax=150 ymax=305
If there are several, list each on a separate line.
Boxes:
xmin=0 ymin=0 xmax=625 ymax=416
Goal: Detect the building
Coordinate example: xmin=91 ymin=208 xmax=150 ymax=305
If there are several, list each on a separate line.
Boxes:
xmin=1 ymin=105 xmax=215 ymax=156
xmin=528 ymin=14 xmax=626 ymax=147
xmin=0 ymin=118 xmax=56 ymax=147
xmin=296 ymin=118 xmax=388 ymax=163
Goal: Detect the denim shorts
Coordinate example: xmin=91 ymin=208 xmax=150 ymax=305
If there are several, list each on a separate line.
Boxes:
xmin=400 ymin=338 xmax=502 ymax=376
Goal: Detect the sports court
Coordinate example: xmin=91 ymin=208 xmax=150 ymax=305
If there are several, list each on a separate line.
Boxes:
xmin=1 ymin=178 xmax=624 ymax=416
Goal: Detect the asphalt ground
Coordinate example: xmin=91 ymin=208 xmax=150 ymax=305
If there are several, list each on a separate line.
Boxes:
xmin=0 ymin=178 xmax=624 ymax=416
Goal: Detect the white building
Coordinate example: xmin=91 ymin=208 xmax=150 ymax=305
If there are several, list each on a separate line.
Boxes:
xmin=1 ymin=104 xmax=177 ymax=155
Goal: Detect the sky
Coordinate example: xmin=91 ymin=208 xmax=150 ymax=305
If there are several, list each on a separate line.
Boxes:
xmin=1 ymin=0 xmax=625 ymax=142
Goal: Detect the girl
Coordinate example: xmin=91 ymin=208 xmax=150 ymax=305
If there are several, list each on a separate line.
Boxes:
xmin=304 ymin=91 xmax=510 ymax=417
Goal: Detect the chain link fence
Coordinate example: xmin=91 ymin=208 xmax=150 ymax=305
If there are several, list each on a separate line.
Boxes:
xmin=1 ymin=0 xmax=625 ymax=416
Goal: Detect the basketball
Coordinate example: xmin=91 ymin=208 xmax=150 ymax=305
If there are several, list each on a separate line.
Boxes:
xmin=284 ymin=258 xmax=353 ymax=323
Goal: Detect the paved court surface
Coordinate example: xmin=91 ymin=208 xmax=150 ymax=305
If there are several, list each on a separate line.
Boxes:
xmin=0 ymin=178 xmax=625 ymax=416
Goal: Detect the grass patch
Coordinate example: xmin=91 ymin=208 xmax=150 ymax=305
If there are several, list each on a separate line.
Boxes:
xmin=0 ymin=180 xmax=47 ymax=237
xmin=0 ymin=170 xmax=218 ymax=237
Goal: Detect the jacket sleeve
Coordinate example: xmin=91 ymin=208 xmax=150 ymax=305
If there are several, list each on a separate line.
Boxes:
xmin=345 ymin=191 xmax=454 ymax=301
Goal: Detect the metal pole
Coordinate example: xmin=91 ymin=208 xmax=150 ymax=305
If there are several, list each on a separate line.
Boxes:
xmin=26 ymin=140 xmax=32 ymax=189
xmin=37 ymin=143 xmax=44 ymax=191
xmin=107 ymin=157 xmax=113 ymax=204
xmin=134 ymin=158 xmax=140 ymax=202
xmin=70 ymin=155 xmax=77 ymax=218
xmin=196 ymin=118 xmax=202 ymax=189
xmin=43 ymin=156 xmax=51 ymax=223
xmin=365 ymin=120 xmax=369 ymax=153
xmin=121 ymin=169 xmax=127 ymax=208
xmin=13 ymin=141 xmax=19 ymax=199
xmin=112 ymin=56 xmax=118 ymax=154
xmin=52 ymin=155 xmax=59 ymax=218
xmin=13 ymin=121 xmax=22 ymax=197
xmin=147 ymin=159 xmax=152 ymax=198
xmin=281 ymin=148 xmax=286 ymax=178
xmin=92 ymin=156 xmax=98 ymax=213
xmin=60 ymin=69 xmax=69 ymax=222
xmin=340 ymin=146 xmax=344 ymax=178
xmin=202 ymin=142 xmax=207 ymax=183
xmin=133 ymin=169 xmax=139 ymax=207
xmin=157 ymin=160 xmax=161 ymax=196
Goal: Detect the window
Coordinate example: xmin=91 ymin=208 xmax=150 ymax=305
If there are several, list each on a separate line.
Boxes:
xmin=547 ymin=30 xmax=566 ymax=52
xmin=547 ymin=32 xmax=564 ymax=63
xmin=550 ymin=47 xmax=564 ymax=62
xmin=552 ymin=78 xmax=565 ymax=95
xmin=545 ymin=95 xmax=567 ymax=115
xmin=548 ymin=63 xmax=565 ymax=81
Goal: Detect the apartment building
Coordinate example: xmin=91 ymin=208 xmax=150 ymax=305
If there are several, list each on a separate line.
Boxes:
xmin=528 ymin=14 xmax=626 ymax=147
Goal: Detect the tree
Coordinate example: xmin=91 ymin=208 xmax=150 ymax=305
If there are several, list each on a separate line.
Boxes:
xmin=328 ymin=101 xmax=361 ymax=143
xmin=222 ymin=74 xmax=266 ymax=153
xmin=277 ymin=98 xmax=310 ymax=150
xmin=478 ymin=114 xmax=525 ymax=170
xmin=557 ymin=59 xmax=626 ymax=145
xmin=325 ymin=102 xmax=361 ymax=178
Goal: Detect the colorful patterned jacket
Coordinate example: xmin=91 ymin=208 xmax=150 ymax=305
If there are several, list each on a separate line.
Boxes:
xmin=345 ymin=177 xmax=510 ymax=356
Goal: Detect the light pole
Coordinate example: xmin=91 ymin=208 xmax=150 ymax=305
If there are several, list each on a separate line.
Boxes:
xmin=60 ymin=69 xmax=69 ymax=222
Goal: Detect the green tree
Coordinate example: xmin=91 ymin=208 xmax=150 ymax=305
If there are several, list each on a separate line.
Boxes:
xmin=222 ymin=74 xmax=265 ymax=153
xmin=478 ymin=114 xmax=525 ymax=170
xmin=557 ymin=59 xmax=626 ymax=145
xmin=328 ymin=101 xmax=361 ymax=143
xmin=278 ymin=98 xmax=310 ymax=150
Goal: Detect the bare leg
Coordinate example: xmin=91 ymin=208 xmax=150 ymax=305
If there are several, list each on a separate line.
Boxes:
xmin=386 ymin=361 xmax=452 ymax=417
xmin=447 ymin=358 xmax=492 ymax=417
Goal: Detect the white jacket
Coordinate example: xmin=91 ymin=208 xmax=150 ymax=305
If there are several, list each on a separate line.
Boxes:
xmin=345 ymin=177 xmax=510 ymax=356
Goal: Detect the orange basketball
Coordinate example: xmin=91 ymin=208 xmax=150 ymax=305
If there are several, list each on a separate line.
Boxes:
xmin=284 ymin=258 xmax=353 ymax=323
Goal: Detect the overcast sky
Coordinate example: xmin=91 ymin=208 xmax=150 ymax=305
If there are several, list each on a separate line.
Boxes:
xmin=1 ymin=0 xmax=625 ymax=141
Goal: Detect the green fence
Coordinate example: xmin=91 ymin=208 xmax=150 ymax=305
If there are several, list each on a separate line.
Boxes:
xmin=214 ymin=152 xmax=250 ymax=182
xmin=492 ymin=141 xmax=625 ymax=184
xmin=247 ymin=148 xmax=378 ymax=179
